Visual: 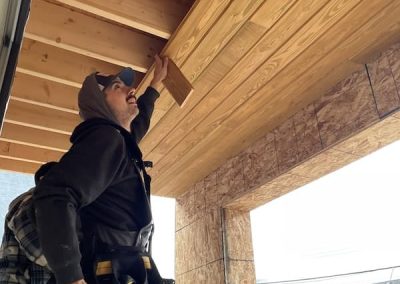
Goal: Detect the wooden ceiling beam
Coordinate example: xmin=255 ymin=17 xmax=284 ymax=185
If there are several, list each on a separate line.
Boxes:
xmin=17 ymin=38 xmax=123 ymax=88
xmin=5 ymin=99 xmax=80 ymax=134
xmin=152 ymin=0 xmax=400 ymax=196
xmin=53 ymin=0 xmax=192 ymax=39
xmin=12 ymin=72 xmax=79 ymax=113
xmin=0 ymin=157 xmax=41 ymax=174
xmin=0 ymin=140 xmax=63 ymax=163
xmin=1 ymin=122 xmax=70 ymax=152
xmin=25 ymin=0 xmax=166 ymax=73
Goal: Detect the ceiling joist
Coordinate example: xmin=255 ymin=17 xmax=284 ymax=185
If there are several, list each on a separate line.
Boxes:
xmin=1 ymin=122 xmax=70 ymax=152
xmin=6 ymin=99 xmax=80 ymax=134
xmin=18 ymin=38 xmax=123 ymax=88
xmin=11 ymin=72 xmax=78 ymax=113
xmin=53 ymin=0 xmax=192 ymax=39
xmin=0 ymin=140 xmax=63 ymax=164
xmin=0 ymin=157 xmax=42 ymax=174
xmin=26 ymin=0 xmax=165 ymax=73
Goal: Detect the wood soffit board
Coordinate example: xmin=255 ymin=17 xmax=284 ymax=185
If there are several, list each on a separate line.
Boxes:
xmin=2 ymin=0 xmax=400 ymax=197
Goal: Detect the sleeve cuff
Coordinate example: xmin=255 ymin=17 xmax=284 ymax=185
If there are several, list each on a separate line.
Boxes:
xmin=147 ymin=86 xmax=160 ymax=98
xmin=53 ymin=263 xmax=84 ymax=284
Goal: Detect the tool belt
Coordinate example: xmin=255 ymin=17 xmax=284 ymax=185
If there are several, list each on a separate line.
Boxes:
xmin=80 ymin=223 xmax=174 ymax=284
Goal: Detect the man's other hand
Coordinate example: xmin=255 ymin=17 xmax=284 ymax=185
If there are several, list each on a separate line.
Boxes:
xmin=150 ymin=54 xmax=168 ymax=92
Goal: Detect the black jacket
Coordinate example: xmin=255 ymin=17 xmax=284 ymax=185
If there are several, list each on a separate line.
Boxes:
xmin=32 ymin=87 xmax=159 ymax=284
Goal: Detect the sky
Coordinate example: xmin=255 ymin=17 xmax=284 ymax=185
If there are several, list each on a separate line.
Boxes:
xmin=251 ymin=140 xmax=400 ymax=283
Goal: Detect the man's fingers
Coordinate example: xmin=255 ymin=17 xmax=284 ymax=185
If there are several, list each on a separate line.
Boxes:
xmin=163 ymin=57 xmax=169 ymax=69
xmin=154 ymin=54 xmax=162 ymax=67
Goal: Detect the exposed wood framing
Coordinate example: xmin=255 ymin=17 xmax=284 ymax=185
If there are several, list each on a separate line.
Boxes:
xmin=53 ymin=0 xmax=192 ymax=39
xmin=25 ymin=0 xmax=166 ymax=72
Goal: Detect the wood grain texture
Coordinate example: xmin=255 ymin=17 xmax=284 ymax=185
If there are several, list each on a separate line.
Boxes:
xmin=141 ymin=0 xmax=315 ymax=159
xmin=147 ymin=0 xmax=265 ymax=131
xmin=176 ymin=260 xmax=224 ymax=284
xmin=152 ymin=0 xmax=399 ymax=196
xmin=367 ymin=49 xmax=400 ymax=117
xmin=0 ymin=140 xmax=63 ymax=163
xmin=204 ymin=209 xmax=223 ymax=264
xmin=26 ymin=0 xmax=165 ymax=72
xmin=175 ymin=187 xmax=194 ymax=231
xmin=333 ymin=116 xmax=400 ymax=157
xmin=0 ymin=157 xmax=41 ymax=174
xmin=387 ymin=42 xmax=400 ymax=92
xmin=223 ymin=209 xmax=254 ymax=261
xmin=274 ymin=118 xmax=299 ymax=173
xmin=293 ymin=104 xmax=323 ymax=162
xmin=226 ymin=260 xmax=256 ymax=284
xmin=204 ymin=171 xmax=218 ymax=212
xmin=54 ymin=0 xmax=192 ymax=39
xmin=150 ymin=0 xmax=360 ymax=194
xmin=11 ymin=72 xmax=79 ymax=113
xmin=1 ymin=122 xmax=70 ymax=152
xmin=163 ymin=58 xmax=193 ymax=106
xmin=216 ymin=155 xmax=246 ymax=207
xmin=242 ymin=133 xmax=278 ymax=191
xmin=18 ymin=38 xmax=122 ymax=88
xmin=314 ymin=70 xmax=378 ymax=148
xmin=6 ymin=100 xmax=80 ymax=134
xmin=135 ymin=0 xmax=232 ymax=126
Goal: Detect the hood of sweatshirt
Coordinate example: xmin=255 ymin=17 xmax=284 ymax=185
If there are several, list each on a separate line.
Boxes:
xmin=78 ymin=72 xmax=120 ymax=125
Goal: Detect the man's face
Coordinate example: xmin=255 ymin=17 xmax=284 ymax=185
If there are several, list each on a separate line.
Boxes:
xmin=104 ymin=78 xmax=139 ymax=124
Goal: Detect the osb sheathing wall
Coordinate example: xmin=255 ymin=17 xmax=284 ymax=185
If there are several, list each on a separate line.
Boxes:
xmin=175 ymin=41 xmax=400 ymax=283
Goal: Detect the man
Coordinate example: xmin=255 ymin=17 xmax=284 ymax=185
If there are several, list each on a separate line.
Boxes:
xmin=31 ymin=55 xmax=169 ymax=283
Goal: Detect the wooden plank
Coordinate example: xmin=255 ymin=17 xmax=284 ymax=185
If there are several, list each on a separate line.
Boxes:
xmin=0 ymin=140 xmax=63 ymax=163
xmin=163 ymin=58 xmax=194 ymax=107
xmin=11 ymin=72 xmax=79 ymax=113
xmin=5 ymin=99 xmax=80 ymax=134
xmin=140 ymin=0 xmax=297 ymax=151
xmin=151 ymin=0 xmax=362 ymax=179
xmin=146 ymin=0 xmax=265 ymax=127
xmin=178 ymin=0 xmax=265 ymax=82
xmin=134 ymin=0 xmax=232 ymax=125
xmin=149 ymin=0 xmax=264 ymax=118
xmin=0 ymin=157 xmax=41 ymax=174
xmin=153 ymin=0 xmax=399 ymax=196
xmin=18 ymin=38 xmax=123 ymax=88
xmin=141 ymin=0 xmax=328 ymax=160
xmin=1 ymin=122 xmax=71 ymax=152
xmin=54 ymin=0 xmax=192 ymax=39
xmin=25 ymin=0 xmax=166 ymax=73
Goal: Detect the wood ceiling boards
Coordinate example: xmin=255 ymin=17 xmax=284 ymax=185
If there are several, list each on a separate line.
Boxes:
xmin=2 ymin=0 xmax=400 ymax=198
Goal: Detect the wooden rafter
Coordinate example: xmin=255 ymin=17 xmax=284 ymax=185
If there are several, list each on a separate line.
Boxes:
xmin=53 ymin=0 xmax=192 ymax=39
xmin=0 ymin=140 xmax=63 ymax=163
xmin=1 ymin=123 xmax=70 ymax=152
xmin=18 ymin=38 xmax=124 ymax=88
xmin=11 ymin=72 xmax=79 ymax=113
xmin=6 ymin=100 xmax=80 ymax=134
xmin=25 ymin=0 xmax=166 ymax=73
